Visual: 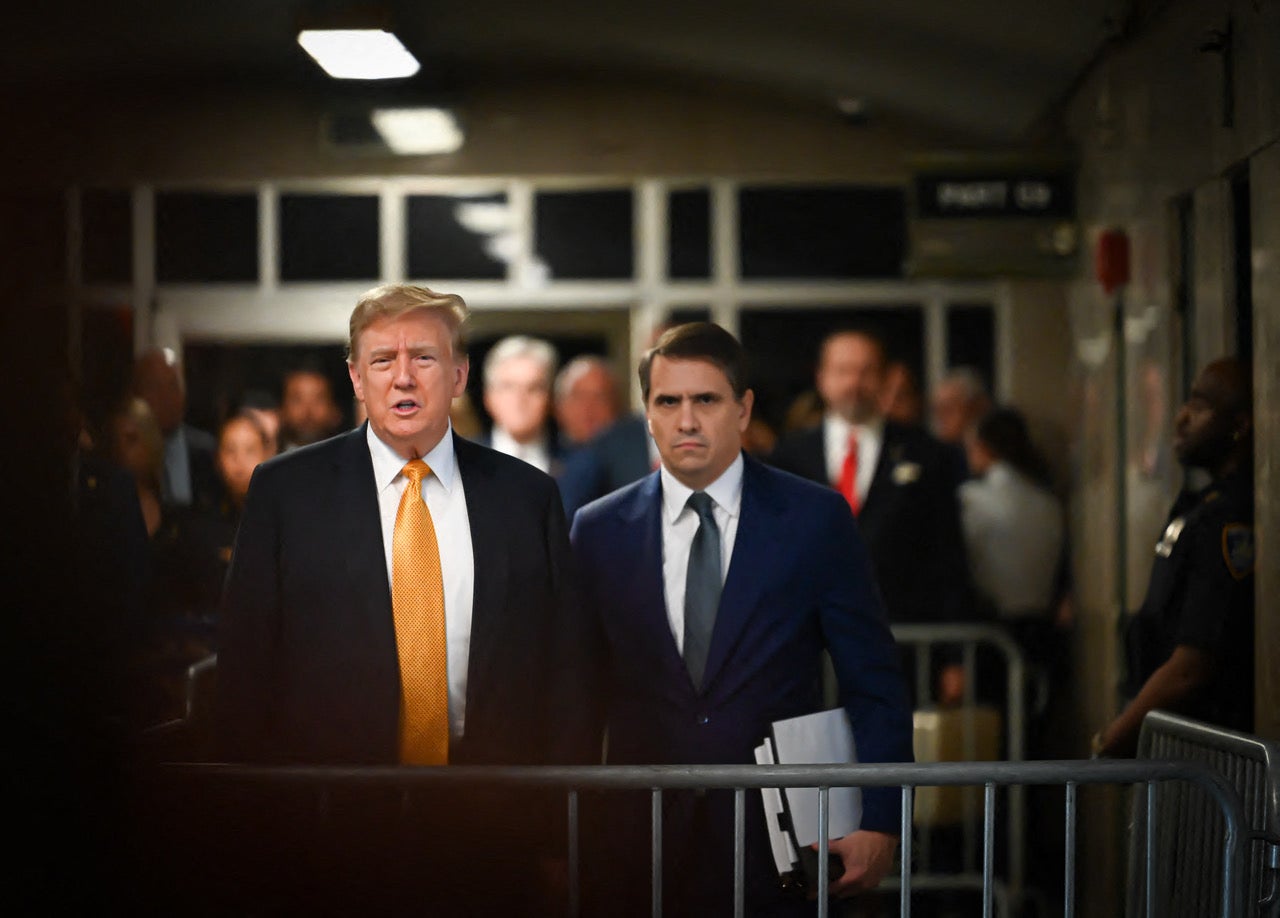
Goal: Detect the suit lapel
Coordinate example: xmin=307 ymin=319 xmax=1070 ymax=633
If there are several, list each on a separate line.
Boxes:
xmin=860 ymin=422 xmax=903 ymax=521
xmin=333 ymin=425 xmax=393 ymax=620
xmin=700 ymin=456 xmax=784 ymax=692
xmin=453 ymin=435 xmax=510 ymax=708
xmin=626 ymin=473 xmax=690 ymax=683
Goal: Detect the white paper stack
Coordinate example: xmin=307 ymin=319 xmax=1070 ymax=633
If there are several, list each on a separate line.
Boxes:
xmin=754 ymin=707 xmax=861 ymax=876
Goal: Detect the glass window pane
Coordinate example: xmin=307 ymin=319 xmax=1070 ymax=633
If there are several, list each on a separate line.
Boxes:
xmin=738 ymin=186 xmax=906 ymax=279
xmin=82 ymin=189 xmax=132 ymax=284
xmin=279 ymin=193 xmax=379 ymax=281
xmin=406 ymin=193 xmax=508 ymax=280
xmin=668 ymin=189 xmax=711 ymax=279
xmin=156 ymin=191 xmax=259 ymax=283
xmin=946 ymin=304 xmax=995 ymax=392
xmin=666 ymin=307 xmax=711 ymax=327
xmin=534 ymin=189 xmax=633 ymax=280
xmin=739 ymin=306 xmax=922 ymax=434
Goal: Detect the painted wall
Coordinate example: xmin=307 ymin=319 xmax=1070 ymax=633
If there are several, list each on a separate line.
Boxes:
xmin=1061 ymin=0 xmax=1279 ymax=913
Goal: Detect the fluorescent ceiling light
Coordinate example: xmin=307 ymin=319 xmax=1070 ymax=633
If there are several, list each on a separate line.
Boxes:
xmin=371 ymin=108 xmax=464 ymax=155
xmin=298 ymin=29 xmax=420 ymax=80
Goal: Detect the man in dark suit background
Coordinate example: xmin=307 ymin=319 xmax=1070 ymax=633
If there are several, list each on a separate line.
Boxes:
xmin=769 ymin=330 xmax=972 ymax=629
xmin=193 ymin=284 xmax=580 ymax=914
xmin=570 ymin=323 xmax=912 ymax=916
xmin=560 ymin=355 xmax=660 ymax=519
xmin=131 ymin=347 xmax=222 ymax=511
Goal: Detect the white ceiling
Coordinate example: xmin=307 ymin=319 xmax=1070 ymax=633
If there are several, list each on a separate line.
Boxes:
xmin=3 ymin=0 xmax=1127 ymax=143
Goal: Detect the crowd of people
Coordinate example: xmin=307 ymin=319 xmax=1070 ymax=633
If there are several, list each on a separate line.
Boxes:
xmin=64 ymin=282 xmax=1255 ymax=914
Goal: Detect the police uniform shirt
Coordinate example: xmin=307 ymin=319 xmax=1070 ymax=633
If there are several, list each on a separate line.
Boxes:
xmin=1127 ymin=469 xmax=1255 ymax=732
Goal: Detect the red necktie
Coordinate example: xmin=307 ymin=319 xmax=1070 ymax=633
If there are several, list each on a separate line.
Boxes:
xmin=837 ymin=432 xmax=859 ymax=515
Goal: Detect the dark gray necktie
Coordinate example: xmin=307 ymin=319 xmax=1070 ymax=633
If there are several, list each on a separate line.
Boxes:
xmin=683 ymin=491 xmax=722 ymax=691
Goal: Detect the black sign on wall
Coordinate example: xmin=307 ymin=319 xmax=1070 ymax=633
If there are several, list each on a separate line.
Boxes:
xmin=914 ymin=173 xmax=1074 ymax=219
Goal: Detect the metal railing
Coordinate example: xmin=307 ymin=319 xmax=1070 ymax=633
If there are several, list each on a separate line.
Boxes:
xmin=159 ymin=758 xmax=1249 ymax=918
xmin=889 ymin=623 xmax=1030 ymax=902
xmin=1130 ymin=711 xmax=1280 ymax=918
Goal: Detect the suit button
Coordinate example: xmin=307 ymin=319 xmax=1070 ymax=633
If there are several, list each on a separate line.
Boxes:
xmin=697 ymin=714 xmax=710 ymax=725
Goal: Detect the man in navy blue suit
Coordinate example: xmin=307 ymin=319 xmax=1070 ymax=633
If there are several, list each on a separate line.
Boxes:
xmin=569 ymin=323 xmax=912 ymax=916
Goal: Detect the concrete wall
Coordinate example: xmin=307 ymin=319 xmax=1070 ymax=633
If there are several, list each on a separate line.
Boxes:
xmin=1062 ymin=0 xmax=1280 ymax=912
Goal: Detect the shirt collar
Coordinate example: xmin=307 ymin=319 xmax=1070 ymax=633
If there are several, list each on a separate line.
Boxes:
xmin=367 ymin=422 xmax=457 ymax=493
xmin=659 ymin=452 xmax=745 ymax=521
xmin=491 ymin=426 xmax=549 ymax=457
xmin=826 ymin=410 xmax=884 ymax=439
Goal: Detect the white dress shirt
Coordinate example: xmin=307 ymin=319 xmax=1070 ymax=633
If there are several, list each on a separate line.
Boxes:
xmin=959 ymin=461 xmax=1065 ymax=619
xmin=367 ymin=423 xmax=476 ymax=737
xmin=490 ymin=427 xmax=552 ymax=474
xmin=823 ymin=413 xmax=883 ymax=506
xmin=659 ymin=454 xmax=743 ymax=654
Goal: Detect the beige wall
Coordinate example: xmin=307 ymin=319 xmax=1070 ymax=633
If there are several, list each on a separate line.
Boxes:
xmin=1063 ymin=0 xmax=1279 ymax=912
xmin=1253 ymin=139 xmax=1280 ymax=742
xmin=5 ymin=75 xmax=960 ymax=187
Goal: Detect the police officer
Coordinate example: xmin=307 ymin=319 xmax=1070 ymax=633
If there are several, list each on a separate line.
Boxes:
xmin=1093 ymin=357 xmax=1255 ymax=757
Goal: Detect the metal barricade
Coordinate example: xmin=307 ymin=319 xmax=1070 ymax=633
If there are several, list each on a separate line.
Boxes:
xmin=1129 ymin=711 xmax=1280 ymax=918
xmin=888 ymin=624 xmax=1030 ymax=904
xmin=160 ymin=759 xmax=1249 ymax=918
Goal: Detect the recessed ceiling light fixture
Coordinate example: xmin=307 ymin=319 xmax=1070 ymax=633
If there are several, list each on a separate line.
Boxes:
xmin=298 ymin=29 xmax=420 ymax=80
xmin=371 ymin=107 xmax=464 ymax=155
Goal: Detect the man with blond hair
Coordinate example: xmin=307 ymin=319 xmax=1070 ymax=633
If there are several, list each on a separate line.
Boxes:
xmin=209 ymin=283 xmax=582 ymax=914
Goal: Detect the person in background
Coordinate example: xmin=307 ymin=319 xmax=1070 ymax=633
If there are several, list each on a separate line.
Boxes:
xmin=146 ymin=411 xmax=275 ymax=727
xmin=278 ymin=366 xmax=343 ymax=451
xmin=131 ymin=348 xmax=221 ymax=510
xmin=1094 ymin=357 xmax=1255 ymax=757
xmin=481 ymin=334 xmax=562 ymax=474
xmin=553 ymin=354 xmax=622 ymax=450
xmin=167 ymin=411 xmax=272 ymax=621
xmin=959 ymin=406 xmax=1071 ymax=740
xmin=769 ymin=330 xmax=972 ymax=626
xmin=930 ymin=366 xmax=991 ymax=481
xmin=569 ymin=323 xmax=912 ymax=915
xmin=880 ymin=359 xmax=923 ymax=427
xmin=106 ymin=396 xmax=166 ymax=539
xmin=960 ymin=406 xmax=1068 ymax=652
xmin=236 ymin=389 xmax=280 ymax=457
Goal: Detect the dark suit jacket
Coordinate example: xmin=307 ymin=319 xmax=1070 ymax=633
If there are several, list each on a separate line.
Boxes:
xmin=558 ymin=413 xmax=653 ymax=519
xmin=170 ymin=422 xmax=222 ymax=512
xmin=768 ymin=420 xmax=973 ymax=624
xmin=216 ymin=424 xmax=577 ymax=767
xmin=568 ymin=456 xmax=912 ymax=914
xmin=194 ymin=425 xmax=582 ymax=913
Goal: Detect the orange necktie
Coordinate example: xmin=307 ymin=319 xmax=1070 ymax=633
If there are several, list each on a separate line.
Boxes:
xmin=837 ymin=432 xmax=860 ymax=515
xmin=392 ymin=459 xmax=449 ymax=765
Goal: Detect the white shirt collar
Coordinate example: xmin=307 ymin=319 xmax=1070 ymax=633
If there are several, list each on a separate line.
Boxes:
xmin=366 ymin=422 xmax=458 ymax=493
xmin=825 ymin=410 xmax=884 ymax=441
xmin=491 ymin=427 xmax=547 ymax=456
xmin=659 ymin=452 xmax=745 ymax=521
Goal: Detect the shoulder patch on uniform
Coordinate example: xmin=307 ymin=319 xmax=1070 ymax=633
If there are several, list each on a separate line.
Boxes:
xmin=1221 ymin=524 xmax=1255 ymax=580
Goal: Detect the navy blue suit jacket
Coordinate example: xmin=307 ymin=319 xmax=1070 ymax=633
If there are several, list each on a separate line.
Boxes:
xmin=558 ymin=413 xmax=653 ymax=519
xmin=568 ymin=455 xmax=912 ymax=910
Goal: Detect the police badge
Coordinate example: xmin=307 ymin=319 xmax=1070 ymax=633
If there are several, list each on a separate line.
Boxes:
xmin=1221 ymin=524 xmax=1255 ymax=580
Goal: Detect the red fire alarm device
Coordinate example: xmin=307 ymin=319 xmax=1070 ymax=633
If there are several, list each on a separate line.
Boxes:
xmin=1095 ymin=228 xmax=1130 ymax=294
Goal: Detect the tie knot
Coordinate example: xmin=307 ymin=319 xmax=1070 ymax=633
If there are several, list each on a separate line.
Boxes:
xmin=402 ymin=459 xmax=431 ymax=486
xmin=847 ymin=431 xmax=859 ymax=451
xmin=687 ymin=490 xmax=716 ymax=521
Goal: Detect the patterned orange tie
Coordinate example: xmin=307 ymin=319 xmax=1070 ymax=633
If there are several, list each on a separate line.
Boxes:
xmin=392 ymin=459 xmax=449 ymax=765
xmin=837 ymin=431 xmax=860 ymax=515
